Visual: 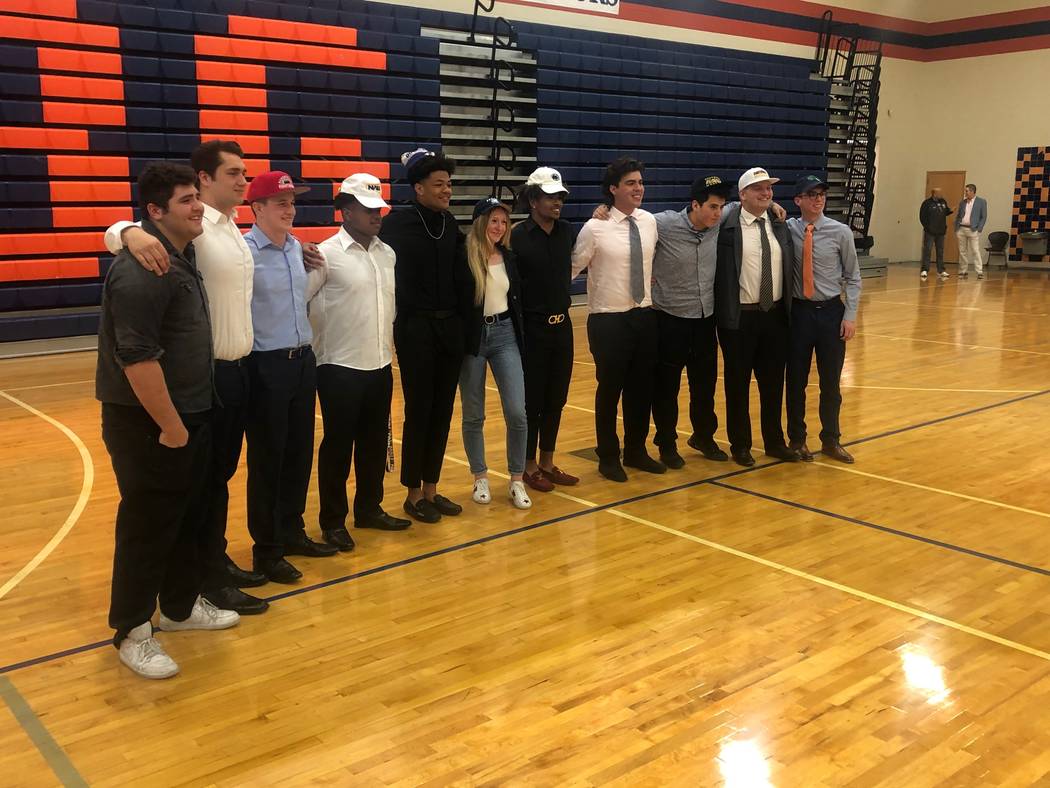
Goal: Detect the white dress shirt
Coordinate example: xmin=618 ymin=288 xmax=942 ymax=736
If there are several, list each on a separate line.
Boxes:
xmin=571 ymin=206 xmax=657 ymax=313
xmin=307 ymin=227 xmax=395 ymax=371
xmin=738 ymin=208 xmax=783 ymax=304
xmin=104 ymin=203 xmax=255 ymax=361
xmin=961 ymin=199 xmax=974 ymax=226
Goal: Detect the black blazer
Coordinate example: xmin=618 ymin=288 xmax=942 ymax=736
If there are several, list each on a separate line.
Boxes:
xmin=714 ymin=204 xmax=795 ymax=331
xmin=464 ymin=244 xmax=525 ymax=356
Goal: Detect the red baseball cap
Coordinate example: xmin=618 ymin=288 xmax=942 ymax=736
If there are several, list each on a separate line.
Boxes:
xmin=246 ymin=170 xmax=310 ymax=203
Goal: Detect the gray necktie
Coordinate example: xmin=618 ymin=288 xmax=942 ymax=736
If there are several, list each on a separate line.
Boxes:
xmin=756 ymin=217 xmax=773 ymax=311
xmin=628 ymin=215 xmax=644 ymax=304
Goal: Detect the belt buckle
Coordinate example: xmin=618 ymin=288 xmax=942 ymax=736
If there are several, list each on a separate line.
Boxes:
xmin=484 ymin=314 xmax=496 ymax=325
xmin=547 ymin=313 xmax=565 ymax=325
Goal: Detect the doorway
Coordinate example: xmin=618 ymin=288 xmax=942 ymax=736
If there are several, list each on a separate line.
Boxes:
xmin=924 ymin=170 xmax=966 ymax=263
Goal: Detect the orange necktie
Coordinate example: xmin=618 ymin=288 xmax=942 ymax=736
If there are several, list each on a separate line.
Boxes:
xmin=802 ymin=223 xmax=815 ymax=299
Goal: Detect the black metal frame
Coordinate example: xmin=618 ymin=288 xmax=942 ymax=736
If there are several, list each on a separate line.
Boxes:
xmin=470 ymin=0 xmax=521 ymax=198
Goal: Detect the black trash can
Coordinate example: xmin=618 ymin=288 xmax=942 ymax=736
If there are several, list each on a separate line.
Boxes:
xmin=1021 ymin=231 xmax=1048 ymax=257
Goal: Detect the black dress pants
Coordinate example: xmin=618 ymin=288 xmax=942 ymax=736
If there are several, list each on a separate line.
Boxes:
xmin=786 ymin=298 xmax=846 ymax=445
xmin=717 ymin=304 xmax=789 ymax=454
xmin=523 ymin=314 xmax=574 ymax=459
xmin=317 ymin=363 xmax=393 ymax=530
xmin=201 ymin=358 xmax=250 ymax=592
xmin=652 ymin=311 xmax=719 ymax=451
xmin=245 ymin=347 xmax=317 ymax=562
xmin=102 ymin=403 xmax=211 ymax=646
xmin=394 ymin=313 xmax=463 ymax=488
xmin=586 ymin=307 xmax=658 ymax=461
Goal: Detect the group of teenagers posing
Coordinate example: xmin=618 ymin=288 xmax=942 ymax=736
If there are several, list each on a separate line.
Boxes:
xmin=95 ymin=141 xmax=861 ymax=679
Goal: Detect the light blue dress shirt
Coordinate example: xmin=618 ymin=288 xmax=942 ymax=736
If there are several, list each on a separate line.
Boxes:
xmin=245 ymin=225 xmax=312 ymax=351
xmin=786 ymin=214 xmax=862 ymax=321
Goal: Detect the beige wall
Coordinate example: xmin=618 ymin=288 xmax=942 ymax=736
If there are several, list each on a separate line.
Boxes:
xmin=870 ymin=48 xmax=1050 ymax=261
xmin=823 ymin=0 xmax=1047 ymax=22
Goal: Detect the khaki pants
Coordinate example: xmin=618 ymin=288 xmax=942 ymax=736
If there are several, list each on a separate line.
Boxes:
xmin=956 ymin=227 xmax=983 ymax=275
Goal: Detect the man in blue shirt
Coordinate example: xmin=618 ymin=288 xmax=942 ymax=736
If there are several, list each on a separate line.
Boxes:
xmin=244 ymin=171 xmax=338 ymax=583
xmin=785 ymin=176 xmax=862 ymax=464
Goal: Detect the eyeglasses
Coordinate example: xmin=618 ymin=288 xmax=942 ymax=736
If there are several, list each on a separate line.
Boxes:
xmin=801 ymin=191 xmax=827 ymax=199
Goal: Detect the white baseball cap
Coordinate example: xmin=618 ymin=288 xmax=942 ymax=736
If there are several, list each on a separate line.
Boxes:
xmin=738 ymin=167 xmax=780 ymax=192
xmin=526 ymin=166 xmax=570 ymax=195
xmin=337 ymin=173 xmax=389 ymax=209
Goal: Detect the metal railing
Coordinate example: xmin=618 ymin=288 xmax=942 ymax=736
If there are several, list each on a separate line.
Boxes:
xmin=472 ymin=1 xmax=521 ymax=197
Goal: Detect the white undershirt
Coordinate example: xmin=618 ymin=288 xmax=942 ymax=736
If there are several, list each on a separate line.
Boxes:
xmin=484 ymin=260 xmax=510 ymax=316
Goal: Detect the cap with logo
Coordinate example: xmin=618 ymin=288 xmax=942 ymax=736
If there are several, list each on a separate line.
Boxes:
xmin=793 ymin=175 xmax=830 ymax=197
xmin=337 ymin=173 xmax=389 ymax=209
xmin=737 ymin=167 xmax=781 ymax=192
xmin=472 ymin=197 xmax=508 ymax=222
xmin=526 ymin=166 xmax=570 ymax=195
xmin=246 ymin=170 xmax=310 ymax=203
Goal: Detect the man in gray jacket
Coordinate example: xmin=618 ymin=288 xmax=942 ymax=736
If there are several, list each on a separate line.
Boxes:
xmin=954 ymin=183 xmax=988 ymax=280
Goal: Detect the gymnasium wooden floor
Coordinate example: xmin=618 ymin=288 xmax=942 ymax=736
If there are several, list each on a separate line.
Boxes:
xmin=1 ymin=264 xmax=1049 ymax=787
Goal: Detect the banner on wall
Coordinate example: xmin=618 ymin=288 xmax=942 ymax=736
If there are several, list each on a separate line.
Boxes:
xmin=519 ymin=0 xmax=621 ymax=15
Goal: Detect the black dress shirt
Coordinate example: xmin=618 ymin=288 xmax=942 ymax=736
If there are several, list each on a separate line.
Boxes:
xmin=510 ymin=217 xmax=577 ymax=316
xmin=95 ymin=220 xmax=214 ymax=414
xmin=379 ymin=202 xmax=470 ymax=315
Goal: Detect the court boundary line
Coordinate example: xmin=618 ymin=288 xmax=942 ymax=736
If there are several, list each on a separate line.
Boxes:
xmin=0 ymin=676 xmax=88 ymax=787
xmin=3 ymin=386 xmax=1049 ymax=678
xmin=0 ymin=391 xmax=95 ymax=601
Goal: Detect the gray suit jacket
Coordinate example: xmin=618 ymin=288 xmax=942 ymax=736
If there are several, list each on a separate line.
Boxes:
xmin=954 ymin=196 xmax=987 ymax=233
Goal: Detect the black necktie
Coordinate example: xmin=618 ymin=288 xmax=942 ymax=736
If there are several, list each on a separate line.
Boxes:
xmin=756 ymin=217 xmax=773 ymax=311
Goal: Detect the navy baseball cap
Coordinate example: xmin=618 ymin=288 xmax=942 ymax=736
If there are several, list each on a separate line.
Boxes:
xmin=472 ymin=197 xmax=508 ymax=221
xmin=794 ymin=176 xmax=829 ymax=196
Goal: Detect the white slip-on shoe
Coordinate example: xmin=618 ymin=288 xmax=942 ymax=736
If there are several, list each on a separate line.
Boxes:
xmin=472 ymin=478 xmax=491 ymax=504
xmin=158 ymin=596 xmax=240 ymax=632
xmin=118 ymin=622 xmax=179 ymax=679
xmin=509 ymin=480 xmax=532 ymax=510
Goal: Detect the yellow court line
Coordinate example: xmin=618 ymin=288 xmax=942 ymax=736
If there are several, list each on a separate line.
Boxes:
xmin=839 ymin=383 xmax=1038 ymax=394
xmin=864 ymin=297 xmax=1043 ymax=317
xmin=858 ymin=331 xmax=1050 ymax=357
xmin=0 ymin=379 xmax=94 ymax=393
xmin=607 ymin=507 xmax=1050 ymax=662
xmin=0 ymin=391 xmax=94 ymax=600
xmin=813 ymin=462 xmax=1050 ymax=520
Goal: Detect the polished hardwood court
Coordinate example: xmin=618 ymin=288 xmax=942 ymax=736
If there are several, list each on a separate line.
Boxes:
xmin=1 ymin=264 xmax=1049 ymax=786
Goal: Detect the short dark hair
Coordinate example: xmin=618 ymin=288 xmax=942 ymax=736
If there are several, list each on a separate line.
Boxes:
xmin=690 ymin=176 xmax=732 ymax=205
xmin=601 ymin=156 xmax=644 ymax=205
xmin=966 ymin=183 xmax=977 ymax=192
xmin=138 ymin=161 xmax=197 ymax=215
xmin=191 ymin=140 xmax=244 ymax=179
xmin=334 ymin=193 xmax=358 ymax=212
xmin=407 ymin=153 xmax=456 ymax=185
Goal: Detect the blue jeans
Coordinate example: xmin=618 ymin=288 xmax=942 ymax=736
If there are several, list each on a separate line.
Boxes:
xmin=459 ymin=319 xmax=527 ymax=475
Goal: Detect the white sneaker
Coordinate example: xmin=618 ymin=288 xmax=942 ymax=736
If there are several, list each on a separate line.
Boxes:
xmin=938 ymin=271 xmax=950 ymax=279
xmin=118 ymin=622 xmax=179 ymax=679
xmin=158 ymin=596 xmax=240 ymax=632
xmin=509 ymin=480 xmax=532 ymax=510
xmin=920 ymin=270 xmax=928 ymax=280
xmin=472 ymin=478 xmax=491 ymax=504
xmin=977 ymin=273 xmax=984 ymax=280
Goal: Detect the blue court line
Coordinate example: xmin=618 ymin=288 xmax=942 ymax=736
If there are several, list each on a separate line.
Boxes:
xmin=0 ymin=676 xmax=88 ymax=787
xmin=1 ymin=387 xmax=1048 ymax=679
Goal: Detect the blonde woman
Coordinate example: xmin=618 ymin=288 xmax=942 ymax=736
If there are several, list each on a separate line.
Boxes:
xmin=460 ymin=198 xmax=531 ymax=509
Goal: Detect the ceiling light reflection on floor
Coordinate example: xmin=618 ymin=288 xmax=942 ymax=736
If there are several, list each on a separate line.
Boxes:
xmin=717 ymin=738 xmax=773 ymax=788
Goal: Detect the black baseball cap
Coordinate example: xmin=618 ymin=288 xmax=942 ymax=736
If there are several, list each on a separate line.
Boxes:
xmin=794 ymin=175 xmax=829 ymax=196
xmin=691 ymin=174 xmax=733 ymax=202
xmin=472 ymin=197 xmax=508 ymax=221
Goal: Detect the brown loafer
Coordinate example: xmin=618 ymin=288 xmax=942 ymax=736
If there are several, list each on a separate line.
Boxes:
xmin=789 ymin=440 xmax=814 ymax=462
xmin=540 ymin=465 xmax=579 ymax=486
xmin=821 ymin=442 xmax=855 ymax=464
xmin=523 ymin=469 xmax=555 ymax=492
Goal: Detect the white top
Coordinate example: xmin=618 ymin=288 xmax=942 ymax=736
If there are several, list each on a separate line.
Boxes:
xmin=307 ymin=227 xmax=395 ymax=371
xmin=483 ymin=260 xmax=510 ymax=316
xmin=738 ymin=208 xmax=783 ymax=304
xmin=570 ymin=206 xmax=657 ymax=313
xmin=104 ymin=204 xmax=255 ymax=361
xmin=961 ymin=199 xmax=974 ymax=226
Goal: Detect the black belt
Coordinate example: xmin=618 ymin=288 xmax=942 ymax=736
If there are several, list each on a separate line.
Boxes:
xmin=414 ymin=309 xmax=457 ymax=319
xmin=483 ymin=310 xmax=511 ymax=325
xmin=739 ymin=300 xmax=782 ymax=312
xmin=795 ymin=297 xmax=841 ymax=308
xmin=215 ymin=357 xmax=247 ymax=367
xmin=257 ymin=345 xmax=311 ymax=359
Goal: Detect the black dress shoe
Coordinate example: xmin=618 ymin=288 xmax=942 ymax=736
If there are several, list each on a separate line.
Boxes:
xmin=789 ymin=440 xmax=814 ymax=462
xmin=687 ymin=436 xmax=729 ymax=462
xmin=598 ymin=460 xmax=628 ymax=482
xmin=765 ymin=444 xmax=800 ymax=462
xmin=821 ymin=442 xmax=855 ymax=464
xmin=203 ymin=586 xmax=269 ymax=615
xmin=623 ymin=451 xmax=666 ymax=474
xmin=322 ymin=527 xmax=356 ymax=552
xmin=284 ymin=534 xmax=339 ymax=558
xmin=659 ymin=448 xmax=685 ymax=470
xmin=254 ymin=558 xmax=302 ymax=584
xmin=430 ymin=494 xmax=462 ymax=516
xmin=355 ymin=511 xmax=412 ymax=531
xmin=731 ymin=450 xmax=756 ymax=467
xmin=404 ymin=498 xmax=441 ymax=523
xmin=225 ymin=556 xmax=267 ymax=589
